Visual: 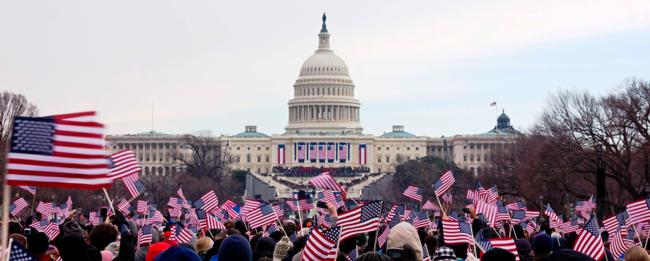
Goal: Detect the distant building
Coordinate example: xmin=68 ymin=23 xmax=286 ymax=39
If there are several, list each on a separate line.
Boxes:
xmin=106 ymin=15 xmax=521 ymax=196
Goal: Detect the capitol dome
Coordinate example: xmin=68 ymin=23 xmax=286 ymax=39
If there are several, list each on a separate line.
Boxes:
xmin=299 ymin=52 xmax=350 ymax=77
xmin=285 ymin=13 xmax=363 ymax=135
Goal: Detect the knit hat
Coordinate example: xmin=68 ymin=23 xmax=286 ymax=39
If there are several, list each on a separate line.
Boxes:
xmin=515 ymin=238 xmax=532 ymax=255
xmin=273 ymin=236 xmax=293 ymax=261
xmin=533 ymin=233 xmax=553 ymax=256
xmin=62 ymin=221 xmax=84 ymax=237
xmin=386 ymin=222 xmax=423 ymax=260
xmin=433 ymin=246 xmax=457 ymax=261
xmin=218 ymin=234 xmax=252 ymax=261
xmin=146 ymin=242 xmax=171 ymax=261
xmin=153 ymin=245 xmax=201 ymax=261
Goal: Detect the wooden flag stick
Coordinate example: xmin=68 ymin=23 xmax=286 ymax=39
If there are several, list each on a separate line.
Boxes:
xmin=644 ymin=224 xmax=650 ymax=249
xmin=373 ymin=202 xmax=385 ymax=252
xmin=1 ymin=184 xmax=10 ymax=257
xmin=102 ymin=188 xmax=116 ymax=215
xmin=434 ymin=194 xmax=446 ymax=216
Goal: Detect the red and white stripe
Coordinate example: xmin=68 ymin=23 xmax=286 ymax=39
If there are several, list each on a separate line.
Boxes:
xmin=108 ymin=150 xmax=141 ymax=179
xmin=489 ymin=238 xmax=520 ymax=261
xmin=7 ymin=111 xmax=112 ymax=189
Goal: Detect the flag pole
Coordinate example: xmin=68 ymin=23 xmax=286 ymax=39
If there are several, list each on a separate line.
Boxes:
xmin=434 ymin=194 xmax=446 ymax=216
xmin=30 ymin=189 xmax=37 ymax=217
xmin=373 ymin=202 xmax=385 ymax=252
xmin=102 ymin=188 xmax=116 ymax=215
xmin=0 ymin=183 xmax=10 ymax=256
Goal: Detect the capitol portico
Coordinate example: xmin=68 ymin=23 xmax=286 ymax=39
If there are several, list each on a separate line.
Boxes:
xmin=106 ymin=14 xmax=521 ymax=197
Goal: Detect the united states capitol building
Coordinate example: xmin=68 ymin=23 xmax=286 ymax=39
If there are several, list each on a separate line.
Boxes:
xmin=107 ymin=15 xmax=520 ymax=198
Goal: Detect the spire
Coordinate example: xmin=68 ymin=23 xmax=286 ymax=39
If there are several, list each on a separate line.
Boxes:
xmin=317 ymin=13 xmax=331 ymax=51
xmin=321 ymin=13 xmax=328 ymax=33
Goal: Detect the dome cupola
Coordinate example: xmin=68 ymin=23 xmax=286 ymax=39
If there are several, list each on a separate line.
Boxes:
xmin=285 ymin=14 xmax=363 ymax=135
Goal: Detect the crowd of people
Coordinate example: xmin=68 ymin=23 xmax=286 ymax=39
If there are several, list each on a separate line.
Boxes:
xmin=5 ymin=204 xmax=650 ymax=261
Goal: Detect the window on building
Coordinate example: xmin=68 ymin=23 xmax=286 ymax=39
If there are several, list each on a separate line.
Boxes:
xmin=386 ymin=156 xmax=390 ymax=163
xmin=257 ymin=156 xmax=261 ymax=162
xmin=378 ymin=147 xmax=381 ymax=151
xmin=470 ymin=154 xmax=474 ymax=161
xmin=266 ymin=156 xmax=269 ymax=162
xmin=237 ymin=147 xmax=240 ymax=150
xmin=470 ymin=144 xmax=474 ymax=149
xmin=247 ymin=154 xmax=251 ymax=163
xmin=477 ymin=154 xmax=481 ymax=161
xmin=463 ymin=155 xmax=467 ymax=162
xmin=415 ymin=147 xmax=419 ymax=151
xmin=378 ymin=156 xmax=382 ymax=163
xmin=258 ymin=147 xmax=261 ymax=150
xmin=406 ymin=147 xmax=410 ymax=151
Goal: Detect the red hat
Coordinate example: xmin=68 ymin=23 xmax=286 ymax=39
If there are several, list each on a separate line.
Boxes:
xmin=146 ymin=242 xmax=171 ymax=261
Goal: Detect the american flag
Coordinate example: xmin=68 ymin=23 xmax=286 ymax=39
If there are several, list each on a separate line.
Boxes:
xmin=525 ymin=210 xmax=540 ymax=219
xmin=43 ymin=222 xmax=60 ymax=241
xmin=168 ymin=208 xmax=181 ymax=218
xmin=318 ymin=144 xmax=325 ymax=160
xmin=309 ymin=172 xmax=346 ymax=199
xmin=18 ymin=185 xmax=37 ymax=195
xmin=318 ymin=190 xmax=345 ymax=209
xmin=413 ymin=211 xmax=430 ymax=229
xmin=241 ymin=199 xmax=261 ymax=219
xmin=137 ymin=224 xmax=153 ymax=246
xmin=495 ymin=206 xmax=511 ymax=222
xmin=422 ymin=243 xmax=432 ymax=261
xmin=272 ymin=204 xmax=284 ymax=218
xmin=327 ymin=143 xmax=335 ymax=161
xmin=560 ymin=219 xmax=580 ymax=234
xmin=262 ymin=224 xmax=278 ymax=237
xmin=575 ymin=197 xmax=596 ymax=213
xmin=206 ymin=214 xmax=226 ymax=230
xmin=177 ymin=187 xmax=187 ymax=203
xmin=194 ymin=190 xmax=219 ymax=213
xmin=520 ymin=220 xmax=536 ymax=235
xmin=480 ymin=185 xmax=499 ymax=204
xmin=442 ymin=192 xmax=453 ymax=204
xmin=433 ymin=171 xmax=455 ymax=197
xmin=9 ymin=240 xmax=38 ymax=261
xmin=117 ymin=199 xmax=130 ymax=215
xmin=422 ymin=200 xmax=439 ymax=211
xmin=309 ymin=144 xmax=317 ymax=161
xmin=220 ymin=200 xmax=239 ymax=219
xmin=610 ymin=228 xmax=636 ymax=257
xmin=6 ymin=112 xmax=112 ymax=189
xmin=603 ymin=211 xmax=628 ymax=236
xmin=89 ymin=212 xmax=100 ymax=225
xmin=476 ymin=234 xmax=520 ymax=261
xmin=442 ymin=218 xmax=474 ymax=245
xmin=475 ymin=200 xmax=497 ymax=227
xmin=510 ymin=209 xmax=525 ymax=225
xmin=10 ymin=197 xmax=29 ymax=217
xmin=402 ymin=185 xmax=423 ymax=202
xmin=377 ymin=215 xmax=400 ymax=247
xmin=573 ymin=214 xmax=605 ymax=260
xmin=136 ymin=200 xmax=148 ymax=214
xmin=247 ymin=203 xmax=278 ymax=229
xmin=302 ymin=226 xmax=341 ymax=261
xmin=36 ymin=201 xmax=54 ymax=216
xmin=107 ymin=150 xmax=142 ymax=180
xmin=286 ymin=199 xmax=314 ymax=211
xmin=626 ymin=198 xmax=650 ymax=226
xmin=386 ymin=205 xmax=404 ymax=223
xmin=544 ymin=204 xmax=559 ymax=222
xmin=167 ymin=197 xmax=187 ymax=209
xmin=337 ymin=201 xmax=382 ymax=240
xmin=122 ymin=173 xmax=145 ymax=198
xmin=170 ymin=224 xmax=194 ymax=244
xmin=466 ymin=189 xmax=477 ymax=202
xmin=506 ymin=201 xmax=527 ymax=211
xmin=148 ymin=210 xmax=164 ymax=224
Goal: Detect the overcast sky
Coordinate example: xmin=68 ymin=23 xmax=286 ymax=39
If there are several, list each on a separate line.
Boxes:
xmin=2 ymin=1 xmax=650 ymax=137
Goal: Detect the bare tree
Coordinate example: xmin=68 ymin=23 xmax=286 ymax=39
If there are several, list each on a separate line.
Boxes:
xmin=485 ymin=78 xmax=650 ymax=215
xmin=169 ymin=134 xmax=225 ymax=181
xmin=0 ymin=91 xmax=38 ymax=175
